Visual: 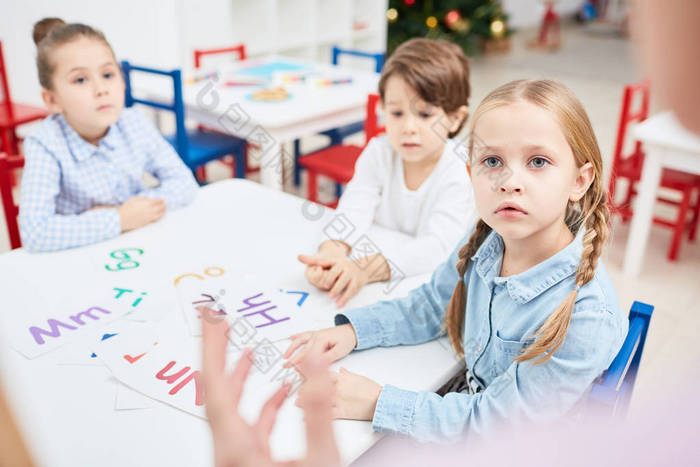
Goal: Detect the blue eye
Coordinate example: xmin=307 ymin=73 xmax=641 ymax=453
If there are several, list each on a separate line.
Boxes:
xmin=74 ymin=77 xmax=86 ymax=84
xmin=103 ymin=72 xmax=114 ymax=79
xmin=483 ymin=156 xmax=502 ymax=168
xmin=528 ymin=157 xmax=549 ymax=168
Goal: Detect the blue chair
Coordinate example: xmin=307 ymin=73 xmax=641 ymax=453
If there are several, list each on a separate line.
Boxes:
xmin=588 ymin=300 xmax=654 ymax=418
xmin=121 ymin=61 xmax=247 ymax=183
xmin=293 ymin=46 xmax=385 ymax=191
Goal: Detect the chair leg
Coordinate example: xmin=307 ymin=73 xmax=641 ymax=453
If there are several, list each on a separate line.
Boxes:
xmin=241 ymin=145 xmax=249 ymax=177
xmin=621 ymin=180 xmax=636 ymax=223
xmin=335 ymin=182 xmax=343 ymax=200
xmin=0 ymin=129 xmax=17 ymax=187
xmin=196 ymin=165 xmax=207 ymax=183
xmin=689 ymin=188 xmax=700 ymax=242
xmin=307 ymin=170 xmax=318 ymax=203
xmin=668 ymin=188 xmax=692 ymax=261
xmin=607 ymin=172 xmax=618 ymax=208
xmin=234 ymin=148 xmax=246 ymax=179
xmin=294 ymin=139 xmax=302 ymax=187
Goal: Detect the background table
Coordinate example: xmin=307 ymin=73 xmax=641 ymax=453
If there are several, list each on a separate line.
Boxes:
xmin=0 ymin=179 xmax=459 ymax=466
xmin=132 ymin=56 xmax=379 ymax=190
xmin=624 ymin=112 xmax=700 ymax=276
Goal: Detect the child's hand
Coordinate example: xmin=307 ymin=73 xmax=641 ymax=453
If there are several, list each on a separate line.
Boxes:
xmin=299 ymin=240 xmax=351 ymax=291
xmin=302 ymin=259 xmax=333 ymax=291
xmin=283 ymin=324 xmax=357 ymax=368
xmin=299 ymin=254 xmax=367 ymax=307
xmin=295 ymin=366 xmax=382 ymax=421
xmin=117 ymin=196 xmax=166 ymax=232
xmin=327 ymin=367 xmax=382 ymax=421
xmin=299 ymin=254 xmax=390 ymax=308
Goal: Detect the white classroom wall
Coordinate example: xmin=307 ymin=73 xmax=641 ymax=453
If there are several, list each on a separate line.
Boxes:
xmin=0 ymin=0 xmax=233 ymax=107
xmin=1 ymin=0 xmax=580 ymax=107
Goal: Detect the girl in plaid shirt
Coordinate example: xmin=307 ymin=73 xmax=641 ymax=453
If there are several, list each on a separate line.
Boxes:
xmin=19 ymin=18 xmax=197 ymax=252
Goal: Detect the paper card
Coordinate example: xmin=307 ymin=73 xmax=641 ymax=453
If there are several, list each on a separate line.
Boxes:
xmin=175 ymin=274 xmax=239 ymax=337
xmin=97 ymin=329 xmax=302 ymax=421
xmin=83 ymin=231 xmax=178 ymax=286
xmin=8 ymin=290 xmax=134 ymax=359
xmin=115 ymin=382 xmax=155 ymax=410
xmin=55 ymin=319 xmax=159 ymax=366
xmin=177 ymin=276 xmax=327 ymax=341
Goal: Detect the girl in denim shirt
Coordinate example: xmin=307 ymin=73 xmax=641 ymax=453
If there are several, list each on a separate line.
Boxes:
xmin=283 ymin=79 xmax=628 ymax=442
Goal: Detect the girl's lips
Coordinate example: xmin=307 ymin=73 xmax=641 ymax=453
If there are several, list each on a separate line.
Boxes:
xmin=496 ymin=207 xmax=527 ymax=219
xmin=495 ymin=208 xmax=527 ymax=219
xmin=97 ymin=105 xmax=113 ymax=111
xmin=402 ymin=143 xmax=421 ymax=149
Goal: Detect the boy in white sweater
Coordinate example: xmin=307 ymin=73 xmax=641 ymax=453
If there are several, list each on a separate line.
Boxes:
xmin=299 ymin=38 xmax=477 ymax=307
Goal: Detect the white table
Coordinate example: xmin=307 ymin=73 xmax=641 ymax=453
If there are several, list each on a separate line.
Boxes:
xmin=0 ymin=180 xmax=459 ymax=466
xmin=133 ymin=56 xmax=379 ymax=190
xmin=624 ymin=112 xmax=700 ymax=276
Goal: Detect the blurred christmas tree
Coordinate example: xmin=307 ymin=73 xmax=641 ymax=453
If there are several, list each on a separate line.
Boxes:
xmin=387 ymin=0 xmax=512 ymax=55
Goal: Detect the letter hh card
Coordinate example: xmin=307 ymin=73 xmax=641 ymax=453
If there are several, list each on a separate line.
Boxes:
xmin=177 ymin=274 xmax=329 ymax=341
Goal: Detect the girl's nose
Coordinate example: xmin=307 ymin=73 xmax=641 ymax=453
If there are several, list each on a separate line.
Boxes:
xmin=94 ymin=81 xmax=109 ymax=97
xmin=498 ymin=170 xmax=523 ymax=193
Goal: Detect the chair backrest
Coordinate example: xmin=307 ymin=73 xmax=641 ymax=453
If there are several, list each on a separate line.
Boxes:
xmin=588 ymin=300 xmax=654 ymax=418
xmin=331 ymin=46 xmax=385 ymax=74
xmin=0 ymin=40 xmax=14 ymax=120
xmin=193 ymin=44 xmax=246 ymax=69
xmin=120 ymin=61 xmax=188 ymax=158
xmin=611 ymin=80 xmax=650 ymax=177
xmin=0 ymin=152 xmax=24 ymax=249
xmin=363 ymin=93 xmax=385 ymax=145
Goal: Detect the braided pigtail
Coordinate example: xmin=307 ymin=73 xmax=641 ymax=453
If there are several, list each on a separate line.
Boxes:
xmin=441 ymin=220 xmax=492 ymax=357
xmin=515 ymin=191 xmax=609 ymax=364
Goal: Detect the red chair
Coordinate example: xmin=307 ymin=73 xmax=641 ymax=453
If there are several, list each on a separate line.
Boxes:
xmin=0 ymin=152 xmax=23 ymax=249
xmin=0 ymin=40 xmax=49 ymax=185
xmin=192 ymin=44 xmax=257 ymax=181
xmin=298 ymin=93 xmax=385 ymax=208
xmin=608 ymin=80 xmax=700 ymax=260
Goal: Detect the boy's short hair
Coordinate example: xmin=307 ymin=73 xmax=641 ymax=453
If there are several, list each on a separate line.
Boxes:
xmin=378 ymin=38 xmax=471 ymax=137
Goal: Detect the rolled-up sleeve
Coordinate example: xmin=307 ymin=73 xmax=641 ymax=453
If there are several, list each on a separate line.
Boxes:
xmin=369 ymin=304 xmax=625 ymax=442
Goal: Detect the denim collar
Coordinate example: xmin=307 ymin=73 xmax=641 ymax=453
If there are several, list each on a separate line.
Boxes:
xmin=471 ymin=228 xmax=584 ymax=304
xmin=57 ymin=113 xmax=118 ymax=162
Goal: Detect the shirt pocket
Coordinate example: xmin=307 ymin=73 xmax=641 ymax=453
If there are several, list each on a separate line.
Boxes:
xmin=490 ymin=331 xmax=529 ymax=378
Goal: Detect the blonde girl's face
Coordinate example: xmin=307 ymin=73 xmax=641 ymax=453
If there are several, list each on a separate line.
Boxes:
xmin=470 ymin=99 xmax=594 ymax=241
xmin=41 ymin=36 xmax=125 ymax=144
xmin=382 ymin=75 xmax=466 ymax=164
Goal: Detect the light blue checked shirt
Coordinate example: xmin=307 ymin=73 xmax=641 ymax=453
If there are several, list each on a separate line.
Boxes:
xmin=336 ymin=227 xmax=627 ymax=442
xmin=19 ymin=107 xmax=198 ymax=252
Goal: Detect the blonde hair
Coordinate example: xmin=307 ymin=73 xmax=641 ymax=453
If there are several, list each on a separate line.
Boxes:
xmin=442 ymin=79 xmax=609 ymax=364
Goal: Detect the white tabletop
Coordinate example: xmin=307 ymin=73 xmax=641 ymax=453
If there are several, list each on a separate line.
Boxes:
xmin=633 ymin=111 xmax=700 ymax=156
xmin=623 ymin=111 xmax=700 ymax=276
xmin=133 ymin=55 xmax=379 ymax=135
xmin=131 ymin=55 xmax=379 ymax=190
xmin=0 ymin=179 xmax=459 ymax=466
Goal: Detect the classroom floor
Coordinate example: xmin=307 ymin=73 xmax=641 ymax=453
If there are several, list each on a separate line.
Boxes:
xmin=1 ymin=22 xmax=698 ymax=435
